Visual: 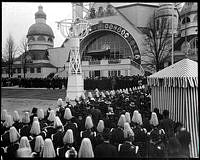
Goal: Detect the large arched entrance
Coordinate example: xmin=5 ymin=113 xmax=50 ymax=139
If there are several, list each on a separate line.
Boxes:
xmin=80 ymin=22 xmax=141 ymax=64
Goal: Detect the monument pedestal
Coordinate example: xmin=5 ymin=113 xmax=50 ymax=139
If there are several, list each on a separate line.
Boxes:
xmin=66 ymin=74 xmax=84 ymax=100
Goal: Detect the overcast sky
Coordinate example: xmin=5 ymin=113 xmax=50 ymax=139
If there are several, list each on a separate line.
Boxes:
xmin=2 ymin=2 xmax=73 ymax=53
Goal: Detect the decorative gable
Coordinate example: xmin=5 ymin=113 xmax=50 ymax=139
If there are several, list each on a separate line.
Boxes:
xmin=86 ymin=3 xmax=118 ymax=19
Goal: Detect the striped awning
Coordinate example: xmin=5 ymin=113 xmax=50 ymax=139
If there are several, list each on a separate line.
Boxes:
xmin=147 ymin=58 xmax=198 ymax=158
xmin=147 ymin=58 xmax=198 ymax=88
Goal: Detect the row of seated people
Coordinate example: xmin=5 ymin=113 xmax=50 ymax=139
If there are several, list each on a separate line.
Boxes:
xmin=1 ymin=104 xmax=191 ymax=158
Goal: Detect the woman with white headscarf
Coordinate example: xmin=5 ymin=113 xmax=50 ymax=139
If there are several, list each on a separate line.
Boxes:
xmin=47 ymin=109 xmax=56 ymax=126
xmin=33 ymin=135 xmax=44 ymax=157
xmin=147 ymin=112 xmax=166 ymax=158
xmin=18 ymin=136 xmax=32 ymax=152
xmin=1 ymin=109 xmax=8 ymax=123
xmin=41 ymin=138 xmax=56 ymax=158
xmin=51 ymin=116 xmax=65 ymax=149
xmin=3 ymin=127 xmax=21 ymax=158
xmin=125 ymin=112 xmax=131 ymax=124
xmin=63 ymin=108 xmax=78 ymax=142
xmin=20 ymin=112 xmax=31 ymax=137
xmin=57 ymin=129 xmax=77 ymax=157
xmin=1 ymin=109 xmax=8 ymax=135
xmin=131 ymin=110 xmax=147 ymax=158
xmin=12 ymin=110 xmax=23 ymax=132
xmin=110 ymin=114 xmax=125 ymax=147
xmin=29 ymin=120 xmax=43 ymax=151
xmin=95 ymin=120 xmax=105 ymax=146
xmin=80 ymin=116 xmax=96 ymax=148
xmin=3 ymin=114 xmax=14 ymax=132
xmin=78 ymin=138 xmax=94 ymax=158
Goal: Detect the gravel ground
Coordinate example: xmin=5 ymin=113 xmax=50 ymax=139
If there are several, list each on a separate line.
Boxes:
xmin=1 ymin=98 xmax=58 ymax=117
xmin=1 ymin=87 xmax=93 ymax=117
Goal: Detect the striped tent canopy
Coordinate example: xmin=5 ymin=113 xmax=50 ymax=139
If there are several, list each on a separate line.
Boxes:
xmin=147 ymin=58 xmax=198 ymax=158
xmin=148 ymin=58 xmax=198 ymax=88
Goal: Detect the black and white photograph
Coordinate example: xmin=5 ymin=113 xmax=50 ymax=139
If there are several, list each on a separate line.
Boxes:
xmin=1 ymin=2 xmax=198 ymax=158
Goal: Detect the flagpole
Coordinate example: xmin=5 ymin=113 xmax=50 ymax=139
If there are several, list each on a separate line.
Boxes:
xmin=171 ymin=3 xmax=174 ymax=65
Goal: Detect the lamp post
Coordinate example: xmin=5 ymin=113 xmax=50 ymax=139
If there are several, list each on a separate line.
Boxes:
xmin=56 ymin=18 xmax=90 ymax=100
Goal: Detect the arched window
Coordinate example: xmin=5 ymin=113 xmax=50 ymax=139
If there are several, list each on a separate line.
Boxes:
xmin=193 ymin=15 xmax=197 ymax=22
xmin=28 ymin=36 xmax=35 ymax=42
xmin=48 ymin=37 xmax=53 ymax=43
xmin=37 ymin=36 xmax=45 ymax=41
xmin=182 ymin=17 xmax=191 ymax=24
xmin=189 ymin=37 xmax=198 ymax=55
xmin=181 ymin=41 xmax=190 ymax=53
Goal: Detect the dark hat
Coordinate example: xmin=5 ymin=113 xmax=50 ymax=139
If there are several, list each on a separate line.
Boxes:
xmin=32 ymin=107 xmax=38 ymax=114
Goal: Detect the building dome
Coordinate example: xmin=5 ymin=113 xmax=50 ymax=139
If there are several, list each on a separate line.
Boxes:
xmin=27 ymin=23 xmax=54 ymax=37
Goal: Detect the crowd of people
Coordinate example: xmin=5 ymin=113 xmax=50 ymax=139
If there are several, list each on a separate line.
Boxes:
xmin=1 ymin=87 xmax=191 ymax=158
xmin=1 ymin=75 xmax=147 ymax=90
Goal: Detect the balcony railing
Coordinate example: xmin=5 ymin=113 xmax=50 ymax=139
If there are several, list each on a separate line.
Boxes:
xmin=89 ymin=60 xmax=101 ymax=65
xmin=108 ymin=59 xmax=121 ymax=64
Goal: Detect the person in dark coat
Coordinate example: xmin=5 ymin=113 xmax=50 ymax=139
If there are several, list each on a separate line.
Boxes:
xmin=109 ymin=114 xmax=125 ymax=147
xmin=32 ymin=135 xmax=44 ymax=157
xmin=29 ymin=119 xmax=41 ymax=150
xmin=2 ymin=129 xmax=10 ymax=148
xmin=147 ymin=112 xmax=166 ymax=158
xmin=46 ymin=110 xmax=56 ymax=126
xmin=56 ymin=98 xmax=65 ymax=120
xmin=57 ymin=129 xmax=77 ymax=157
xmin=131 ymin=110 xmax=147 ymax=158
xmin=75 ymin=113 xmax=85 ymax=133
xmin=20 ymin=112 xmax=31 ymax=137
xmin=80 ymin=116 xmax=96 ymax=148
xmin=176 ymin=127 xmax=191 ymax=158
xmin=89 ymin=104 xmax=102 ymax=128
xmin=63 ymin=108 xmax=79 ymax=142
xmin=118 ymin=134 xmax=139 ymax=158
xmin=153 ymin=108 xmax=163 ymax=121
xmin=94 ymin=128 xmax=118 ymax=157
xmin=2 ymin=114 xmax=14 ymax=135
xmin=159 ymin=110 xmax=175 ymax=139
xmin=95 ymin=120 xmax=105 ymax=146
xmin=51 ymin=117 xmax=65 ymax=149
xmin=4 ymin=127 xmax=21 ymax=159
xmin=167 ymin=137 xmax=188 ymax=158
xmin=30 ymin=107 xmax=38 ymax=125
xmin=37 ymin=108 xmax=48 ymax=130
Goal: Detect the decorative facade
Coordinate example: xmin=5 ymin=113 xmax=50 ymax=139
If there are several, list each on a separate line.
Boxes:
xmin=2 ymin=3 xmax=198 ymax=78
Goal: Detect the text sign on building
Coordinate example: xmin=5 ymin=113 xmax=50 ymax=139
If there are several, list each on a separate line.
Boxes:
xmin=89 ymin=22 xmax=141 ymax=64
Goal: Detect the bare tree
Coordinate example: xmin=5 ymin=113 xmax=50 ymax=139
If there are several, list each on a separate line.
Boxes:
xmin=3 ymin=34 xmax=18 ymax=78
xmin=142 ymin=11 xmax=172 ymax=72
xmin=19 ymin=37 xmax=29 ymax=78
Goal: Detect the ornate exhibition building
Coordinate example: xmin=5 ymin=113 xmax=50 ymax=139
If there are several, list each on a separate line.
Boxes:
xmin=2 ymin=2 xmax=198 ymax=78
